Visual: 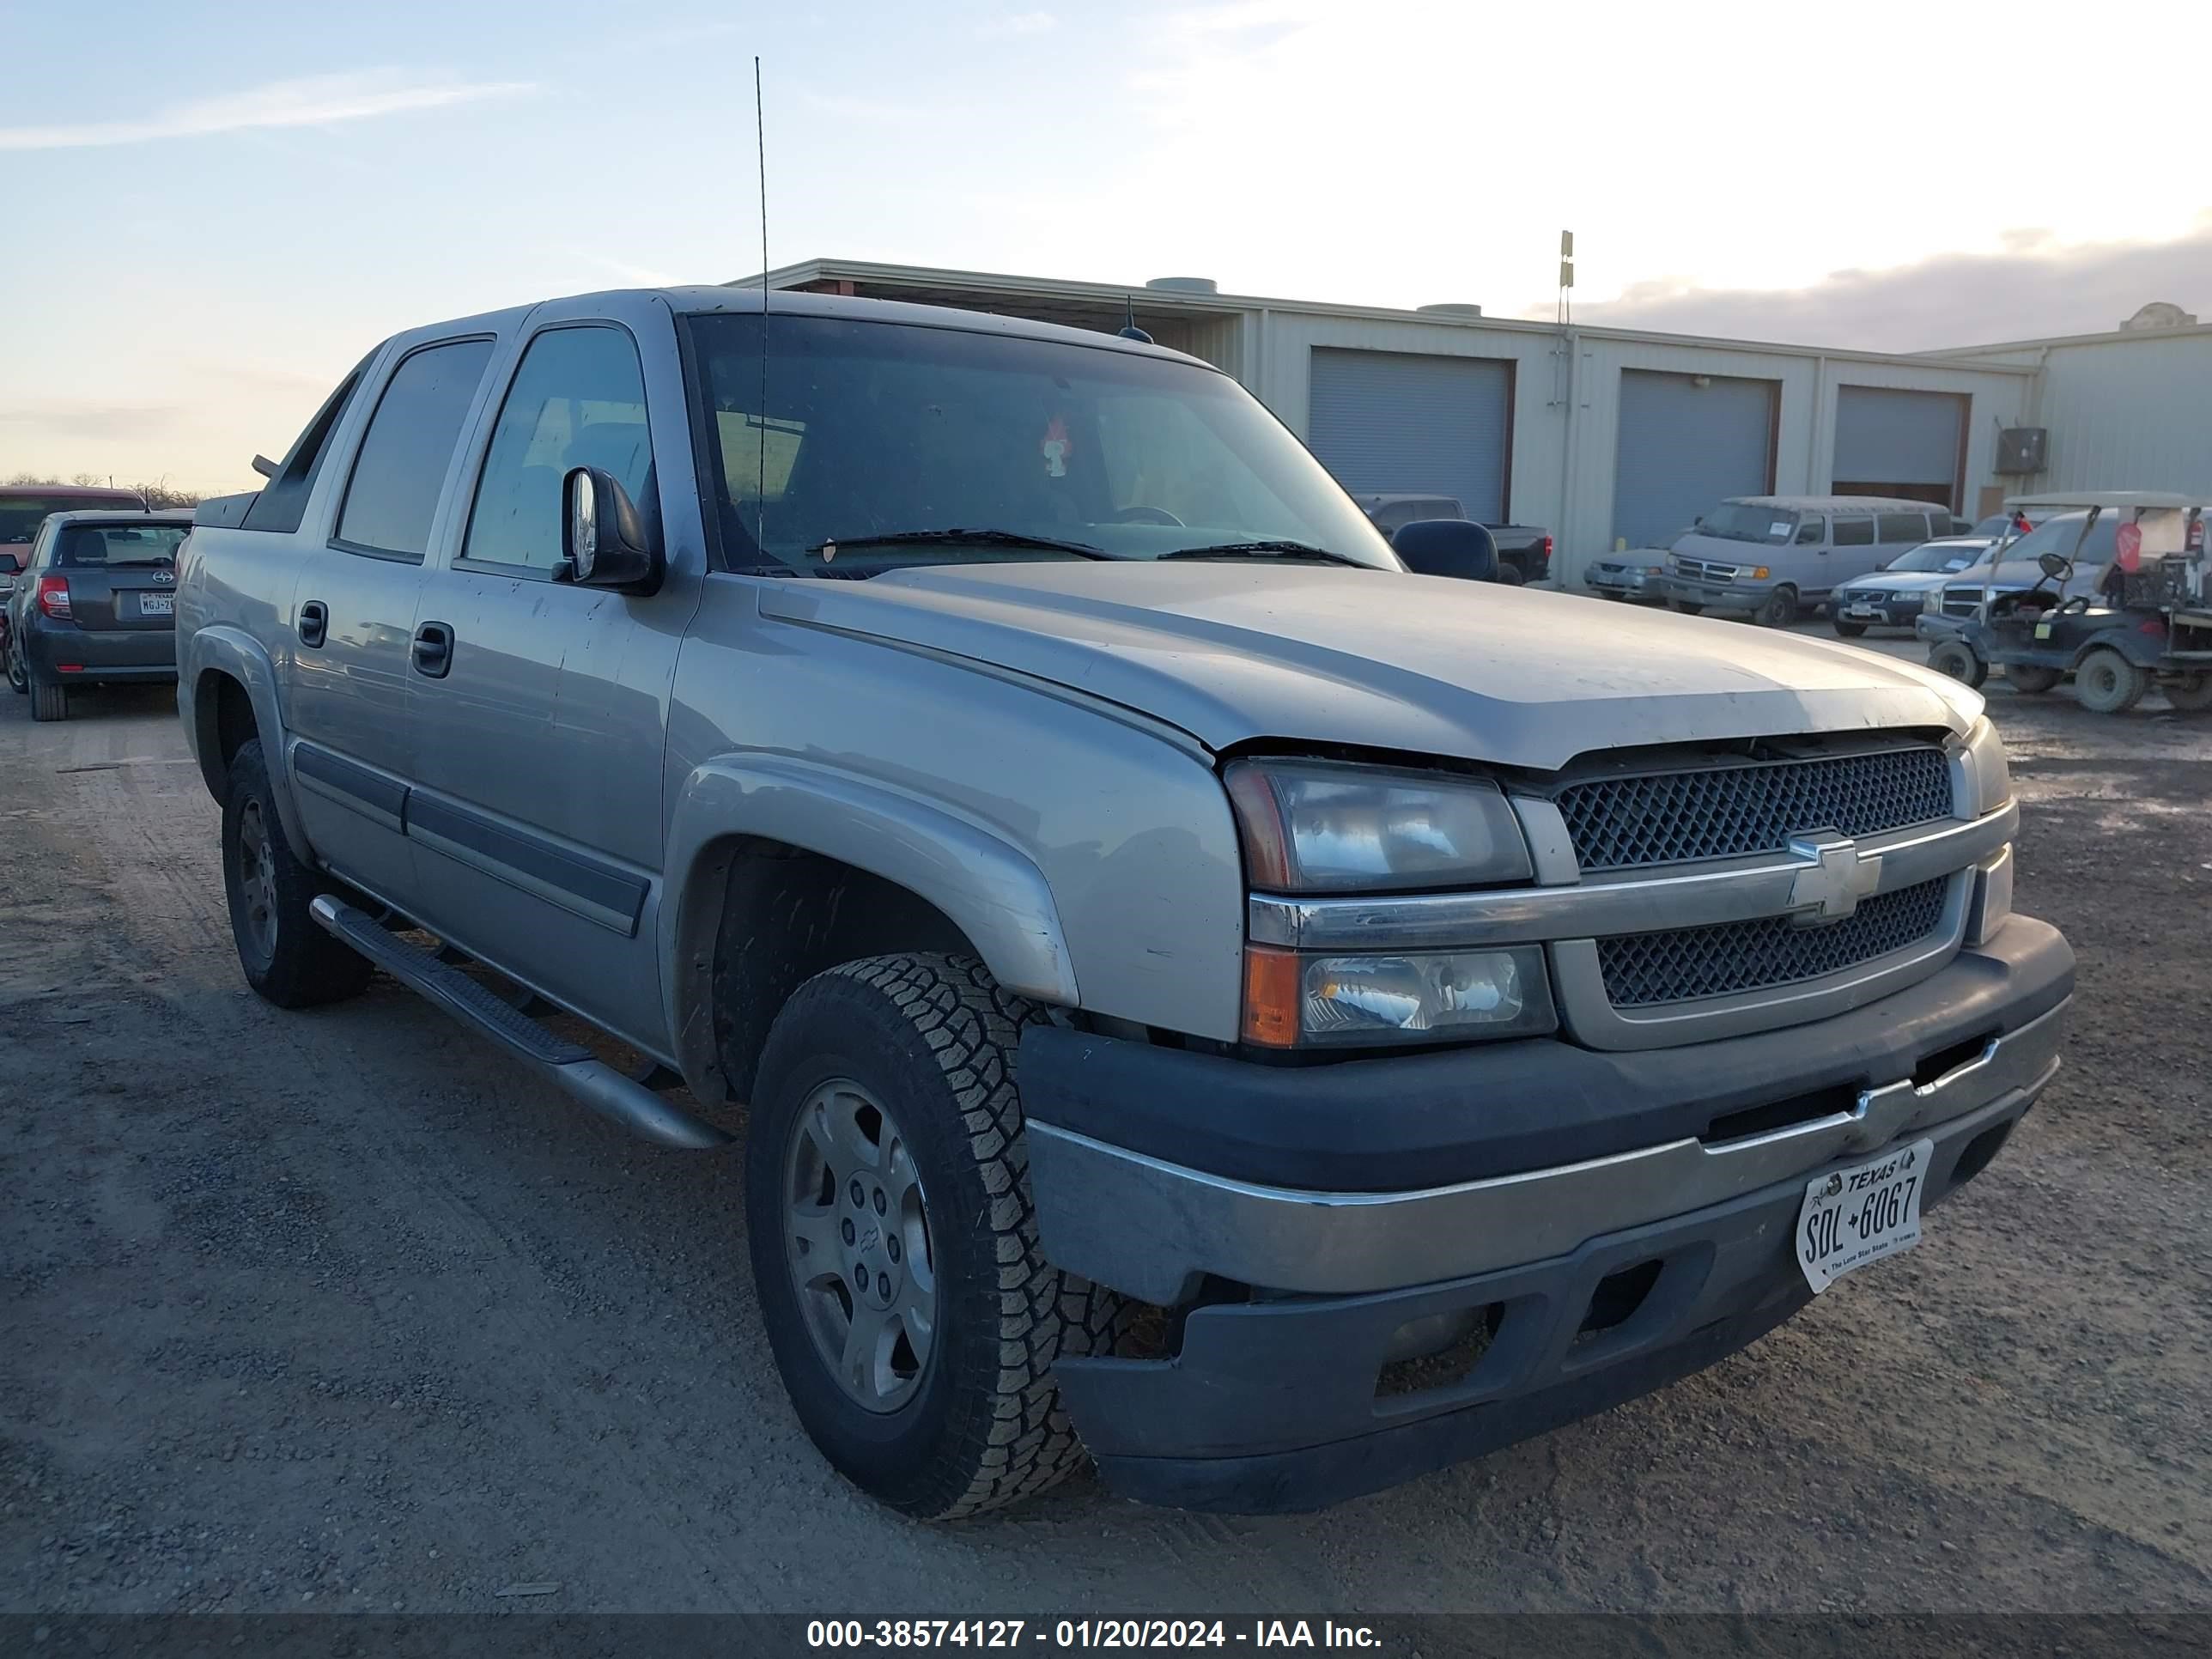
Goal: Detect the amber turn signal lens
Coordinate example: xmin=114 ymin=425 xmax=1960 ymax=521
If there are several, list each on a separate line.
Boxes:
xmin=1241 ymin=944 xmax=1302 ymax=1048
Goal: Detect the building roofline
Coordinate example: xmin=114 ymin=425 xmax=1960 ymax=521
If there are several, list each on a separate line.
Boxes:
xmin=744 ymin=258 xmax=2038 ymax=374
xmin=1916 ymin=320 xmax=2212 ymax=356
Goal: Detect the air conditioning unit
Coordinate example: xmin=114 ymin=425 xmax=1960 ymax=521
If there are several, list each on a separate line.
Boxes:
xmin=1996 ymin=427 xmax=2048 ymax=474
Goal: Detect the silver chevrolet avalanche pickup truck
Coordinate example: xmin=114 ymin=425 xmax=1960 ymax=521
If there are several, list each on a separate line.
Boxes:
xmin=178 ymin=288 xmax=2071 ymax=1519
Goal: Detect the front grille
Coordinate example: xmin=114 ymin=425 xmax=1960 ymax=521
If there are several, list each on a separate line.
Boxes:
xmin=1554 ymin=746 xmax=1954 ymax=872
xmin=1942 ymin=587 xmax=1984 ymax=617
xmin=1597 ymin=877 xmax=1951 ymax=1007
xmin=1673 ymin=557 xmax=1736 ymax=583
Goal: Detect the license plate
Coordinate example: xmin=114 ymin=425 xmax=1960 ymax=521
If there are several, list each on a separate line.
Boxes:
xmin=1846 ymin=605 xmax=1882 ymax=619
xmin=1796 ymin=1139 xmax=1932 ymax=1293
xmin=138 ymin=593 xmax=174 ymax=616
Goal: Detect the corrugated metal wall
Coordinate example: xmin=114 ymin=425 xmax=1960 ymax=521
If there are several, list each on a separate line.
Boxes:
xmin=1307 ymin=348 xmax=1512 ymax=520
xmin=2026 ymin=331 xmax=2212 ymax=495
xmin=1610 ymin=370 xmax=1778 ymax=550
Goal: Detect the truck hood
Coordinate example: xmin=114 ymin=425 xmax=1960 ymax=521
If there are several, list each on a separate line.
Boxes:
xmin=1836 ymin=569 xmax=1957 ymax=595
xmin=756 ymin=562 xmax=1983 ymax=771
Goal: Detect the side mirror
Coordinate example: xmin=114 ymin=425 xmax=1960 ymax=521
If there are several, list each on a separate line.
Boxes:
xmin=1391 ymin=518 xmax=1497 ymax=582
xmin=2037 ymin=551 xmax=2071 ymax=580
xmin=562 ymin=466 xmax=663 ymax=592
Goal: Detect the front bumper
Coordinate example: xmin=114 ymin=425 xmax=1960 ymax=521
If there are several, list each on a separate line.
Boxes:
xmin=1023 ymin=917 xmax=2070 ymax=1511
xmin=1916 ymin=611 xmax=1970 ymax=643
xmin=1650 ymin=575 xmax=1771 ymax=612
xmin=1833 ymin=594 xmax=1924 ymax=627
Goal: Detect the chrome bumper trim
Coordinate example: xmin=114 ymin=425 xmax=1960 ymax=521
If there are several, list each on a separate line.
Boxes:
xmin=1028 ymin=999 xmax=2064 ymax=1304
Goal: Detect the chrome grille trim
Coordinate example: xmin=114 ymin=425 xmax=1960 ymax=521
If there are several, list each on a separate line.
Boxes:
xmin=1553 ymin=745 xmax=1954 ymax=872
xmin=1244 ymin=801 xmax=2015 ymax=951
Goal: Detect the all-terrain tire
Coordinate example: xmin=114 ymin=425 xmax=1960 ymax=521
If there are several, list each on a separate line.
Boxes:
xmin=222 ymin=738 xmax=374 ymax=1007
xmin=1928 ymin=640 xmax=1988 ymax=689
xmin=2074 ymin=647 xmax=2147 ymax=715
xmin=745 ymin=953 xmax=1124 ymax=1520
xmin=2163 ymin=673 xmax=2212 ymax=713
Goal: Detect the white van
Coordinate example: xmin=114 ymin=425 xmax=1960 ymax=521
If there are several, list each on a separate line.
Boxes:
xmin=1650 ymin=495 xmax=1964 ymax=627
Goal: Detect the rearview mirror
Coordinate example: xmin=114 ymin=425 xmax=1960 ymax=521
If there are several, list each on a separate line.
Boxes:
xmin=2037 ymin=552 xmax=2071 ymax=580
xmin=1391 ymin=518 xmax=1497 ymax=582
xmin=562 ymin=466 xmax=663 ymax=592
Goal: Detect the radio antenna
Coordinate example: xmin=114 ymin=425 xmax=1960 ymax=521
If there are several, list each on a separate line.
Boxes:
xmin=754 ymin=54 xmax=769 ymax=556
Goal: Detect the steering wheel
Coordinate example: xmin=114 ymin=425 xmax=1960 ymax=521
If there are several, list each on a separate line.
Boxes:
xmin=1111 ymin=505 xmax=1184 ymax=527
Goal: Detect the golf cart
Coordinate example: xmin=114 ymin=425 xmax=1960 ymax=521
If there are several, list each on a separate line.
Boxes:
xmin=1926 ymin=496 xmax=2212 ymax=714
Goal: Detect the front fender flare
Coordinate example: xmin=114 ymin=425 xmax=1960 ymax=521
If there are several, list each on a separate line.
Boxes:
xmin=661 ymin=754 xmax=1078 ymax=1099
xmin=185 ymin=624 xmax=313 ymax=857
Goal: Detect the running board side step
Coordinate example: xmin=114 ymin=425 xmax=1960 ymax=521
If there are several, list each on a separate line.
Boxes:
xmin=309 ymin=896 xmax=731 ymax=1151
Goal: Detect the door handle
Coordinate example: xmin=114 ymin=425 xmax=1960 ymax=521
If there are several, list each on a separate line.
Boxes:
xmin=411 ymin=620 xmax=454 ymax=679
xmin=298 ymin=599 xmax=328 ymax=649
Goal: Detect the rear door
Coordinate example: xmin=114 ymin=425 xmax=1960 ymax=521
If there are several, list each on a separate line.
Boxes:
xmin=398 ymin=297 xmax=699 ymax=1051
xmin=283 ymin=335 xmax=496 ymax=902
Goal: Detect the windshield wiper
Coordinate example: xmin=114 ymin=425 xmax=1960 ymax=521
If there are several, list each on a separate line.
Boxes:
xmin=805 ymin=528 xmax=1110 ymax=560
xmin=1157 ymin=540 xmax=1367 ymax=567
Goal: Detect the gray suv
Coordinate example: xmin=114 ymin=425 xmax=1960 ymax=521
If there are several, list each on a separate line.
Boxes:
xmin=177 ymin=288 xmax=2071 ymax=1519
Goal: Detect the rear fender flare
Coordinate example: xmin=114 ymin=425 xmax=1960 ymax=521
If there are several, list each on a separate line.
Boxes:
xmin=660 ymin=755 xmax=1077 ymax=1100
xmin=2069 ymin=627 xmax=2166 ymax=670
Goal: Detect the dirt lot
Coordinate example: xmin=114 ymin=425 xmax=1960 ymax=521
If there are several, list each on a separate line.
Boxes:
xmin=3 ymin=647 xmax=2209 ymax=1620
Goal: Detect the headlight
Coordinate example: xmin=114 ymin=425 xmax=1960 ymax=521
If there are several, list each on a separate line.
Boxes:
xmin=1243 ymin=944 xmax=1556 ymax=1048
xmin=1747 ymin=565 xmax=1771 ymax=580
xmin=1224 ymin=759 xmax=1532 ymax=893
xmin=1958 ymin=716 xmax=2011 ymax=814
xmin=1923 ymin=591 xmax=1943 ymax=613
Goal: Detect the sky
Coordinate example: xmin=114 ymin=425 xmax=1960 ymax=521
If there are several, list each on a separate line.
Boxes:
xmin=4 ymin=0 xmax=2209 ymax=494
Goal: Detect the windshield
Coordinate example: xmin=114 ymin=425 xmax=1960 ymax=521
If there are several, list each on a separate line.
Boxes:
xmin=2 ymin=492 xmax=143 ymax=544
xmin=1887 ymin=541 xmax=1983 ymax=573
xmin=1972 ymin=513 xmax=2110 ymax=574
xmin=55 ymin=524 xmax=185 ymax=567
xmin=688 ymin=314 xmax=1399 ymax=575
xmin=1692 ymin=503 xmax=1796 ymax=544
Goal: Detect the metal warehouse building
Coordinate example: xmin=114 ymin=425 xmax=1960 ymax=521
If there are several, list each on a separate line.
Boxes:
xmin=751 ymin=258 xmax=2211 ymax=590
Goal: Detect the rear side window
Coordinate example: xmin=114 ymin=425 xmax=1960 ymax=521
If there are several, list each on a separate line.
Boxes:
xmin=241 ymin=358 xmax=369 ymax=537
xmin=1877 ymin=511 xmax=1929 ymax=544
xmin=335 ymin=338 xmax=495 ymax=558
xmin=1832 ymin=514 xmax=1875 ymax=546
xmin=464 ymin=326 xmax=652 ymax=574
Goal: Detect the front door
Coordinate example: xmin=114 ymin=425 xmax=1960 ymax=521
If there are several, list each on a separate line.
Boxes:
xmin=402 ymin=313 xmax=689 ymax=1052
xmin=285 ymin=336 xmax=494 ymax=902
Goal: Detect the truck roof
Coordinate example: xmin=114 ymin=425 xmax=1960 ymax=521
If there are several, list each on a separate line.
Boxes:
xmin=2002 ymin=490 xmax=2205 ymax=511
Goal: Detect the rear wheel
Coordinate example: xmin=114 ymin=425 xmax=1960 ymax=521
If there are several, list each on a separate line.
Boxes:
xmin=1929 ymin=640 xmax=1987 ymax=688
xmin=222 ymin=738 xmax=374 ymax=1006
xmin=745 ymin=953 xmax=1123 ymax=1519
xmin=1753 ymin=587 xmax=1799 ymax=628
xmin=2160 ymin=672 xmax=2212 ymax=713
xmin=2074 ymin=647 xmax=2147 ymax=715
xmin=2005 ymin=665 xmax=2063 ymax=695
xmin=1832 ymin=618 xmax=1869 ymax=639
xmin=1494 ymin=562 xmax=1526 ymax=586
xmin=28 ymin=668 xmax=68 ymax=722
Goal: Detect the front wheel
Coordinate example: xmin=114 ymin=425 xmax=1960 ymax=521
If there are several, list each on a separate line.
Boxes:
xmin=2165 ymin=672 xmax=2212 ymax=713
xmin=1929 ymin=640 xmax=1988 ymax=688
xmin=745 ymin=953 xmax=1123 ymax=1520
xmin=222 ymin=738 xmax=374 ymax=1006
xmin=1670 ymin=599 xmax=1703 ymax=616
xmin=1832 ymin=618 xmax=1869 ymax=639
xmin=1753 ymin=587 xmax=1799 ymax=628
xmin=2074 ymin=647 xmax=2147 ymax=715
xmin=4 ymin=638 xmax=24 ymax=696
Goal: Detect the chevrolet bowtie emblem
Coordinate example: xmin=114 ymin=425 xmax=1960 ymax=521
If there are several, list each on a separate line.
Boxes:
xmin=1787 ymin=831 xmax=1883 ymax=926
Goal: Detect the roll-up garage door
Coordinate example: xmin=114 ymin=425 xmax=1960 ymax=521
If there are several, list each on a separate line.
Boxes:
xmin=1610 ymin=369 xmax=1778 ymax=551
xmin=1308 ymin=349 xmax=1510 ymax=522
xmin=1832 ymin=386 xmax=1966 ymax=507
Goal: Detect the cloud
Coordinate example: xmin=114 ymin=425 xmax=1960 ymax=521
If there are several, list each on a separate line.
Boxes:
xmin=975 ymin=9 xmax=1056 ymax=37
xmin=0 ymin=70 xmax=532 ymax=151
xmin=1564 ymin=225 xmax=2212 ymax=352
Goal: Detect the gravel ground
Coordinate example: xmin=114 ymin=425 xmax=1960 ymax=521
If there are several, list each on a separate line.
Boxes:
xmin=3 ymin=643 xmax=2209 ymax=1620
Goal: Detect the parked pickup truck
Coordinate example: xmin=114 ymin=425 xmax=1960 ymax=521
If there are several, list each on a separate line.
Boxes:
xmin=1352 ymin=493 xmax=1553 ymax=584
xmin=178 ymin=288 xmax=2071 ymax=1519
